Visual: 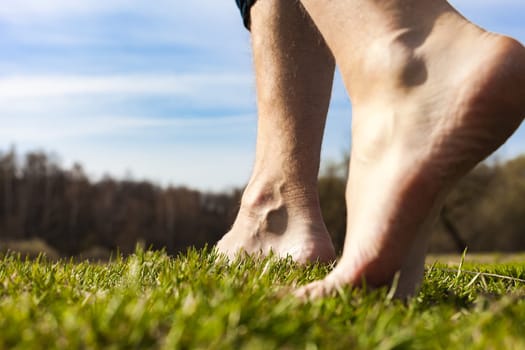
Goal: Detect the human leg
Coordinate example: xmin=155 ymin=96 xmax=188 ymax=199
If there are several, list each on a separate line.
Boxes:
xmin=296 ymin=0 xmax=525 ymax=297
xmin=217 ymin=0 xmax=337 ymax=263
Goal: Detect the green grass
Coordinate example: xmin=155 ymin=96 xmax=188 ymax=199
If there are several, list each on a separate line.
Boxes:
xmin=1 ymin=248 xmax=525 ymax=349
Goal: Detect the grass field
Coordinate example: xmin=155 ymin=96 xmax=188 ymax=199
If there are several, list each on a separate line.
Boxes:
xmin=1 ymin=248 xmax=525 ymax=349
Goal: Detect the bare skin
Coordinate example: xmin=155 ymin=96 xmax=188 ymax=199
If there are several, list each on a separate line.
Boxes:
xmin=295 ymin=0 xmax=525 ymax=298
xmin=216 ymin=0 xmax=336 ymax=263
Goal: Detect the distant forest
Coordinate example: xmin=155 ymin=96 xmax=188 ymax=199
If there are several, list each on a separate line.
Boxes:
xmin=1 ymin=148 xmax=525 ymax=259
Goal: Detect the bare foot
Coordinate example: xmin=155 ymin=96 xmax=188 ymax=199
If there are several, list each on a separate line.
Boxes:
xmin=217 ymin=179 xmax=336 ymax=264
xmin=218 ymin=0 xmax=336 ymax=264
xmin=296 ymin=4 xmax=525 ymax=299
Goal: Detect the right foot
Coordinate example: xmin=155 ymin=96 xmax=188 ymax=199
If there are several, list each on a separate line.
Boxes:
xmin=216 ymin=179 xmax=336 ymax=264
xmin=296 ymin=0 xmax=525 ymax=299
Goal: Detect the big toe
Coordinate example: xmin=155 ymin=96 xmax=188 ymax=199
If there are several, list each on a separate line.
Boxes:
xmin=294 ymin=274 xmax=342 ymax=301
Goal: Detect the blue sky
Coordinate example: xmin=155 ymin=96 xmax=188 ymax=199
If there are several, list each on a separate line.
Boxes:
xmin=1 ymin=1 xmax=524 ymax=191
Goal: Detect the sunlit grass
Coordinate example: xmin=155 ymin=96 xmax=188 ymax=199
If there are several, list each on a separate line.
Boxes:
xmin=1 ymin=247 xmax=525 ymax=349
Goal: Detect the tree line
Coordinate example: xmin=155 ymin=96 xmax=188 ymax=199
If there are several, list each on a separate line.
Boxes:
xmin=0 ymin=148 xmax=240 ymax=257
xmin=1 ymin=148 xmax=525 ymax=258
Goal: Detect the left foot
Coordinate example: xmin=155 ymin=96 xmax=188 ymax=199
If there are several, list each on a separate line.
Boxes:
xmin=217 ymin=177 xmax=336 ymax=264
xmin=296 ymin=3 xmax=525 ymax=299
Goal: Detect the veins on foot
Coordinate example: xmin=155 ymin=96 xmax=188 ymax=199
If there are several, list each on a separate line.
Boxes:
xmin=217 ymin=180 xmax=336 ymax=264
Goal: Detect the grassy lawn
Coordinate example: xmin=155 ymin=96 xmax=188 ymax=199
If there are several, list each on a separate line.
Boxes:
xmin=1 ymin=248 xmax=525 ymax=349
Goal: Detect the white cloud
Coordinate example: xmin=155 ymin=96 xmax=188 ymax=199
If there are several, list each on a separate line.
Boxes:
xmin=0 ymin=0 xmax=249 ymax=62
xmin=0 ymin=1 xmax=236 ymax=24
xmin=0 ymin=0 xmax=125 ymax=19
xmin=0 ymin=73 xmax=256 ymax=119
xmin=0 ymin=74 xmax=251 ymax=98
xmin=0 ymin=1 xmax=161 ymax=21
xmin=0 ymin=113 xmax=254 ymax=142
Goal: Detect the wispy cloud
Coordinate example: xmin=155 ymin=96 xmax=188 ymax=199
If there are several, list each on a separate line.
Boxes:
xmin=0 ymin=73 xmax=256 ymax=122
xmin=0 ymin=1 xmax=232 ymax=20
xmin=1 ymin=1 xmax=250 ymax=73
xmin=0 ymin=114 xmax=253 ymax=142
xmin=0 ymin=74 xmax=252 ymax=98
xmin=0 ymin=1 xmax=244 ymax=41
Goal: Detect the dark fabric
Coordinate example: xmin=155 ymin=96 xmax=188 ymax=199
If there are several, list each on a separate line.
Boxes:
xmin=235 ymin=0 xmax=257 ymax=30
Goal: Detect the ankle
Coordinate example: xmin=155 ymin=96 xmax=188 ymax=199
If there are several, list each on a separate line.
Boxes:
xmin=240 ymin=177 xmax=321 ymax=218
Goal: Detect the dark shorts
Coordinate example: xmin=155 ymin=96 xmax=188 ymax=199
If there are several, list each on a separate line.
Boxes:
xmin=235 ymin=0 xmax=257 ymax=30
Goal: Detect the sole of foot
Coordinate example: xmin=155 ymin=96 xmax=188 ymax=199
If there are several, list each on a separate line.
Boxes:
xmin=296 ymin=13 xmax=525 ymax=300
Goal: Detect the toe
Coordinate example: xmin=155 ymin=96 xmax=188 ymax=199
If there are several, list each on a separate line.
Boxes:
xmin=294 ymin=278 xmax=339 ymax=301
xmin=294 ymin=281 xmax=322 ymax=301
